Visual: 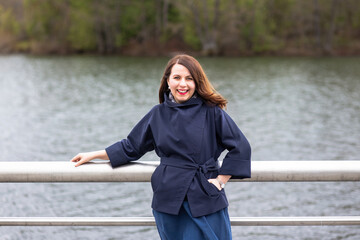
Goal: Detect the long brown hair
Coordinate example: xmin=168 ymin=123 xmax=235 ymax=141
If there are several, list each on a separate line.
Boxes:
xmin=159 ymin=54 xmax=227 ymax=109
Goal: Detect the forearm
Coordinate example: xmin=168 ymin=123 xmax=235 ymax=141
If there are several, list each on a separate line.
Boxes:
xmin=217 ymin=174 xmax=231 ymax=184
xmin=90 ymin=150 xmax=109 ymax=160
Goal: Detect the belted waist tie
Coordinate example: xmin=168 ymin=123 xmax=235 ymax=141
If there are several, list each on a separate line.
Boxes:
xmin=160 ymin=157 xmax=220 ymax=197
xmin=160 ymin=157 xmax=219 ymax=172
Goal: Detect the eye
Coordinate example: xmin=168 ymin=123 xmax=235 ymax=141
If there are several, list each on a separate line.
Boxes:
xmin=186 ymin=77 xmax=193 ymax=81
xmin=173 ymin=76 xmax=180 ymax=80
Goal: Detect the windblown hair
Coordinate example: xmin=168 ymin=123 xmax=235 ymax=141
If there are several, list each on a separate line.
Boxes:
xmin=159 ymin=54 xmax=227 ymax=109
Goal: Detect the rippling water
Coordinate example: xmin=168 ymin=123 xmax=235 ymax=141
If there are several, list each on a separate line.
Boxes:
xmin=0 ymin=55 xmax=359 ymax=239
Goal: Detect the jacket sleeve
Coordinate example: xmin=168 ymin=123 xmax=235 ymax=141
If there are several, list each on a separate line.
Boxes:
xmin=105 ymin=107 xmax=155 ymax=168
xmin=215 ymin=107 xmax=251 ymax=179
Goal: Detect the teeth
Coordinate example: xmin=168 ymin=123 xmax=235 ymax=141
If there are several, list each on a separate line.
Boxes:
xmin=178 ymin=90 xmax=188 ymax=93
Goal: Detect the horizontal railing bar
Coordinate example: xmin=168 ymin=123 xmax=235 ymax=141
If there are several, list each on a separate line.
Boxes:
xmin=230 ymin=216 xmax=360 ymax=226
xmin=0 ymin=217 xmax=156 ymax=226
xmin=0 ymin=161 xmax=360 ymax=182
xmin=1 ymin=216 xmax=359 ymax=226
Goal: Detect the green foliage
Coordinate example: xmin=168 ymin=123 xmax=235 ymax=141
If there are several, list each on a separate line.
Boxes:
xmin=15 ymin=41 xmax=31 ymax=52
xmin=168 ymin=3 xmax=181 ymax=23
xmin=119 ymin=2 xmax=144 ymax=43
xmin=67 ymin=0 xmax=96 ymax=51
xmin=183 ymin=22 xmax=201 ymax=50
xmin=24 ymin=0 xmax=66 ymax=40
xmin=1 ymin=0 xmax=359 ymax=55
xmin=0 ymin=5 xmax=20 ymax=34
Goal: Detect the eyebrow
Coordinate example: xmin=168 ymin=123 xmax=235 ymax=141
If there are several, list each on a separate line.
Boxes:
xmin=172 ymin=74 xmax=192 ymax=78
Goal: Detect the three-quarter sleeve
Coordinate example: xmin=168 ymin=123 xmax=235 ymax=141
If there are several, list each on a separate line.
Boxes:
xmin=105 ymin=108 xmax=155 ymax=168
xmin=215 ymin=107 xmax=251 ymax=179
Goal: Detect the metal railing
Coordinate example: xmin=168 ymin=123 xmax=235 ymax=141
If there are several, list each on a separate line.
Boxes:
xmin=1 ymin=161 xmax=360 ymax=226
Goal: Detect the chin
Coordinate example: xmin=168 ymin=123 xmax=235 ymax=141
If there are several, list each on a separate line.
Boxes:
xmin=175 ymin=97 xmax=190 ymax=103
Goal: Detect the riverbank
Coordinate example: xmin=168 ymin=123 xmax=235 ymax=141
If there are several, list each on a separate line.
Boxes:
xmin=1 ymin=37 xmax=360 ymax=57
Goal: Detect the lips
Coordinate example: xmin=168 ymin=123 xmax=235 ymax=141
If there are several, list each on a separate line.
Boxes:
xmin=177 ymin=89 xmax=189 ymax=95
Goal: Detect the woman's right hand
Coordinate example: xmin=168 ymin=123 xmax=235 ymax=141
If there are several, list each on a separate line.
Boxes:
xmin=70 ymin=150 xmax=109 ymax=167
xmin=71 ymin=152 xmax=95 ymax=167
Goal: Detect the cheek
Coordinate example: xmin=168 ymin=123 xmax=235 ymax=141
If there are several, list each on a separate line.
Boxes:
xmin=168 ymin=79 xmax=176 ymax=88
xmin=190 ymin=82 xmax=196 ymax=91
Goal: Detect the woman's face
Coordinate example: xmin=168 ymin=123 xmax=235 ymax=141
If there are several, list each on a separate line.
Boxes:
xmin=167 ymin=64 xmax=196 ymax=104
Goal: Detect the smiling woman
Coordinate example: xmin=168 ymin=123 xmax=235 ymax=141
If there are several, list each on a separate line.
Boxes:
xmin=167 ymin=63 xmax=196 ymax=103
xmin=71 ymin=54 xmax=251 ymax=240
xmin=158 ymin=55 xmax=228 ymax=109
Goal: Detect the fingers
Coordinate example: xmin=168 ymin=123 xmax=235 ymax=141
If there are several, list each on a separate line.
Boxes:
xmin=74 ymin=159 xmax=85 ymax=167
xmin=208 ymin=179 xmax=221 ymax=191
xmin=70 ymin=154 xmax=80 ymax=162
xmin=70 ymin=151 xmax=99 ymax=167
xmin=70 ymin=153 xmax=87 ymax=167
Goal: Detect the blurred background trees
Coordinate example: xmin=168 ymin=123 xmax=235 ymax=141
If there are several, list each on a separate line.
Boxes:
xmin=0 ymin=0 xmax=359 ymax=56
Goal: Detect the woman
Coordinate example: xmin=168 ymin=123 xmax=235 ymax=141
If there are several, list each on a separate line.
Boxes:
xmin=71 ymin=54 xmax=251 ymax=240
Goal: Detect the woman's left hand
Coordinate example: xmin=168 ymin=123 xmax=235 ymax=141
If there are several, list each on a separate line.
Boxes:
xmin=208 ymin=178 xmax=222 ymax=190
xmin=208 ymin=175 xmax=231 ymax=190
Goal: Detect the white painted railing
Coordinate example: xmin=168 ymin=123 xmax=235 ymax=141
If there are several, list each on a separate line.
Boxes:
xmin=1 ymin=161 xmax=360 ymax=226
xmin=1 ymin=161 xmax=360 ymax=182
xmin=1 ymin=216 xmax=360 ymax=226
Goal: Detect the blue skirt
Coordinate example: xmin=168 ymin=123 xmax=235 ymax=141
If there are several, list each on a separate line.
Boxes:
xmin=152 ymin=201 xmax=232 ymax=240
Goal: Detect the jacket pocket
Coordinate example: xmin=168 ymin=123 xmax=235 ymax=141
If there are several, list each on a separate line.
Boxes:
xmin=201 ymin=177 xmax=222 ymax=197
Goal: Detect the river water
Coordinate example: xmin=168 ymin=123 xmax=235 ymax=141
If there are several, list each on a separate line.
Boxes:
xmin=0 ymin=55 xmax=359 ymax=239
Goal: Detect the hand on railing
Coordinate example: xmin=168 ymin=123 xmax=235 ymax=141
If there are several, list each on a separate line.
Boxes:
xmin=70 ymin=150 xmax=109 ymax=167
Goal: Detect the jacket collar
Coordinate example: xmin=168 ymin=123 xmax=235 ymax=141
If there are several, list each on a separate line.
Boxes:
xmin=164 ymin=92 xmax=203 ymax=108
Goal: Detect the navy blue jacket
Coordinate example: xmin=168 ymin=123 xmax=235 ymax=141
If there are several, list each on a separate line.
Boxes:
xmin=105 ymin=94 xmax=251 ymax=217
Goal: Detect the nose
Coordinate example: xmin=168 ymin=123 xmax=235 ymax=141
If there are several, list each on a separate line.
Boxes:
xmin=179 ymin=77 xmax=186 ymax=86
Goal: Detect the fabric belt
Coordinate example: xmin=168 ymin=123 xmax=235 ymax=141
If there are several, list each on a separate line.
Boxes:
xmin=160 ymin=157 xmax=220 ymax=196
xmin=160 ymin=157 xmax=218 ymax=173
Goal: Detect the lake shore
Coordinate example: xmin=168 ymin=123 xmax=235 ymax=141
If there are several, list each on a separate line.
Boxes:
xmin=1 ymin=37 xmax=360 ymax=57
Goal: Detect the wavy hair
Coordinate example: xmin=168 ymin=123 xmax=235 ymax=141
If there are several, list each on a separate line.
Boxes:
xmin=159 ymin=54 xmax=227 ymax=109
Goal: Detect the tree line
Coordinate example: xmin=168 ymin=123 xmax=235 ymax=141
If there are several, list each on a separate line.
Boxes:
xmin=0 ymin=0 xmax=359 ymax=56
